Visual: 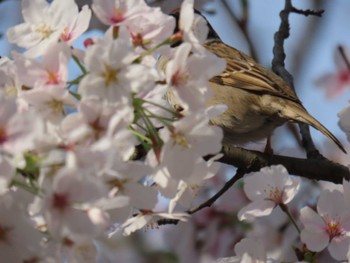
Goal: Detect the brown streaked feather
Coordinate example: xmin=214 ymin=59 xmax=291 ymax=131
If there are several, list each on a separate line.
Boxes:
xmin=204 ymin=40 xmax=301 ymax=104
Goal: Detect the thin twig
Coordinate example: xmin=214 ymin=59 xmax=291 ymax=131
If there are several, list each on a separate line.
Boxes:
xmin=272 ymin=0 xmax=323 ymax=158
xmin=291 ymin=6 xmax=324 ymax=17
xmin=221 ymin=0 xmax=258 ymax=61
xmin=187 ymin=168 xmax=246 ymax=214
xmin=338 ymin=45 xmax=350 ymax=72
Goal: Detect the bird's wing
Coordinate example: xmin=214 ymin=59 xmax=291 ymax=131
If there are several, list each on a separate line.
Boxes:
xmin=204 ymin=40 xmax=301 ymax=104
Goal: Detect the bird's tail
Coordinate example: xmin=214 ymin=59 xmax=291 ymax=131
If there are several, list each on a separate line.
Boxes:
xmin=283 ymin=104 xmax=346 ymax=154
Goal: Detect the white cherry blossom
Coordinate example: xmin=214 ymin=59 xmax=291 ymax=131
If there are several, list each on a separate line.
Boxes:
xmin=79 ymin=36 xmax=157 ymax=103
xmin=92 ymin=0 xmax=150 ymax=26
xmin=13 ymin=43 xmax=71 ymax=89
xmin=0 ymin=96 xmax=44 ymax=155
xmin=238 ymin=165 xmax=300 ymax=221
xmin=42 ymin=167 xmax=109 ymax=238
xmin=300 ymin=188 xmax=350 ymax=261
xmin=166 ymin=42 xmax=226 ymax=112
xmin=7 ymin=0 xmax=91 ymax=58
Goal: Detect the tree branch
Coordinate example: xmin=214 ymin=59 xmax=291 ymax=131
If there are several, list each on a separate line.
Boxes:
xmin=219 ymin=145 xmax=350 ymax=184
xmin=272 ymin=0 xmax=324 ymax=158
xmin=187 ymin=167 xmax=246 ymax=214
xmin=158 ymin=144 xmax=350 ymax=226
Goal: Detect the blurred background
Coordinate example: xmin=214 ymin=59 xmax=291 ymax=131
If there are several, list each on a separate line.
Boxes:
xmin=0 ymin=0 xmax=349 ymax=262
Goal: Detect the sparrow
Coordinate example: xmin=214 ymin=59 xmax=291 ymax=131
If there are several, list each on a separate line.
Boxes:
xmin=162 ymin=11 xmax=346 ymax=153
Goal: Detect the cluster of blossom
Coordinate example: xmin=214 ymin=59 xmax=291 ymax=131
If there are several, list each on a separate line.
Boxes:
xmin=152 ymin=163 xmax=350 ymax=262
xmin=2 ymin=0 xmax=350 ymax=262
xmin=0 ymin=0 xmax=227 ymax=261
xmin=315 ymin=46 xmax=350 ymax=99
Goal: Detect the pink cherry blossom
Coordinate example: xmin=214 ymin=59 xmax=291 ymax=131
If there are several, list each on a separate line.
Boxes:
xmin=300 ymin=188 xmax=350 ymax=261
xmin=0 ymin=157 xmax=15 ymax=195
xmin=315 ymin=46 xmax=350 ymax=98
xmin=238 ymin=165 xmax=300 ymax=221
xmin=92 ymin=0 xmax=150 ymax=26
xmin=338 ymin=103 xmax=350 ymax=142
xmin=13 ymin=43 xmax=71 ymax=89
xmin=7 ymin=0 xmax=91 ymax=58
xmin=21 ymin=87 xmax=76 ymax=125
xmin=102 ymin=160 xmax=158 ymax=211
xmin=0 ymin=192 xmax=43 ymax=263
xmin=60 ymin=5 xmax=92 ymax=45
xmin=166 ymin=43 xmax=226 ymax=112
xmin=0 ymin=58 xmax=22 ymax=98
xmin=0 ymin=96 xmax=44 ymax=155
xmin=123 ymin=9 xmax=175 ymax=49
xmin=179 ymin=0 xmax=210 ymax=46
xmin=160 ymin=109 xmax=223 ymax=157
xmin=60 ymin=98 xmax=131 ymax=144
xmin=42 ymin=167 xmax=109 ymax=238
xmin=79 ymin=36 xmax=158 ymax=103
xmin=233 ymin=238 xmax=267 ymax=263
xmin=168 ymin=155 xmax=221 ymax=213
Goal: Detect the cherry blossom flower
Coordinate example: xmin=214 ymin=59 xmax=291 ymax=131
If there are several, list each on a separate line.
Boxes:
xmin=168 ymin=155 xmax=221 ymax=213
xmin=0 ymin=96 xmax=44 ymax=155
xmin=123 ymin=9 xmax=175 ymax=49
xmin=238 ymin=165 xmax=300 ymax=221
xmin=315 ymin=46 xmax=350 ymax=98
xmin=102 ymin=160 xmax=158 ymax=211
xmin=0 ymin=192 xmax=43 ymax=263
xmin=60 ymin=6 xmax=92 ymax=46
xmin=60 ymin=98 xmax=132 ymax=144
xmin=165 ymin=42 xmax=226 ymax=112
xmin=0 ymin=57 xmax=22 ymax=98
xmin=0 ymin=157 xmax=15 ymax=195
xmin=7 ymin=0 xmax=91 ymax=58
xmin=13 ymin=43 xmax=71 ymax=89
xmin=42 ymin=167 xmax=110 ymax=238
xmin=160 ymin=109 xmax=223 ymax=157
xmin=92 ymin=105 xmax=138 ymax=161
xmin=233 ymin=238 xmax=267 ymax=263
xmin=338 ymin=103 xmax=350 ymax=142
xmin=178 ymin=0 xmax=210 ymax=46
xmin=79 ymin=36 xmax=158 ymax=103
xmin=21 ymin=87 xmax=76 ymax=125
xmin=92 ymin=0 xmax=150 ymax=26
xmin=44 ymin=235 xmax=97 ymax=263
xmin=300 ymin=188 xmax=350 ymax=261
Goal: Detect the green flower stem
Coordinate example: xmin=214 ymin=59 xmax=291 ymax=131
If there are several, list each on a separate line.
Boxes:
xmin=141 ymin=99 xmax=177 ymax=116
xmin=11 ymin=178 xmax=41 ymax=196
xmin=133 ymin=38 xmax=173 ymax=64
xmin=279 ymin=203 xmax=301 ymax=234
xmin=129 ymin=126 xmax=152 ymax=144
xmin=72 ymin=54 xmax=87 ymax=74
